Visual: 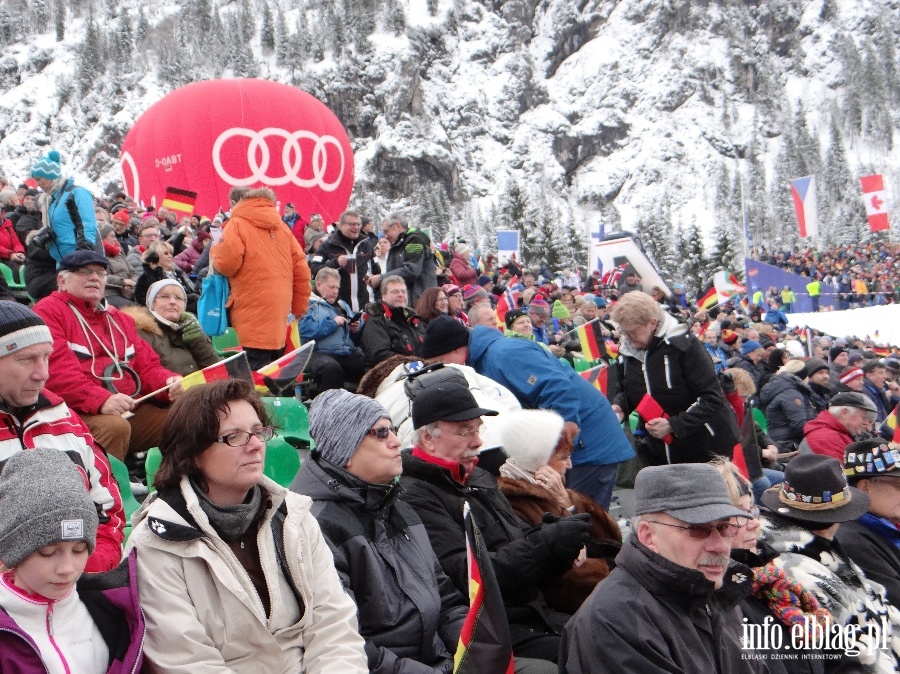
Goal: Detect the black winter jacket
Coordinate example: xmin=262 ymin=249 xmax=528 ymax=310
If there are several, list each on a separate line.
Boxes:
xmin=292 ymin=458 xmax=466 ymax=674
xmin=614 ymin=312 xmax=740 ymax=464
xmin=384 ymin=228 xmax=437 ymax=305
xmin=360 ymin=302 xmax=425 ymax=367
xmin=559 ymin=535 xmax=760 ymax=674
xmin=835 ymin=515 xmax=900 ymax=609
xmin=308 ymin=230 xmax=374 ymax=312
xmin=398 ymin=452 xmax=571 ymax=651
xmin=759 ymin=374 xmax=818 ymax=449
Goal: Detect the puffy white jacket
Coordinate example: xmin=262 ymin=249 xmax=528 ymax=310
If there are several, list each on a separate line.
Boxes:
xmin=127 ymin=476 xmax=367 ymax=674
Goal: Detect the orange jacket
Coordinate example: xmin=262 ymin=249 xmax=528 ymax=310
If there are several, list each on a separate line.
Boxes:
xmin=211 ymin=196 xmax=311 ymax=350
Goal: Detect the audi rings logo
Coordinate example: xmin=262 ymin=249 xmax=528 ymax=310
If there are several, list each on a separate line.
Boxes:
xmin=212 ymin=127 xmax=346 ymax=192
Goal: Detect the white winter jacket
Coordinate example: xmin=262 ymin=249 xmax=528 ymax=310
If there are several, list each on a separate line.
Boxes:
xmin=127 ymin=475 xmax=367 ymax=674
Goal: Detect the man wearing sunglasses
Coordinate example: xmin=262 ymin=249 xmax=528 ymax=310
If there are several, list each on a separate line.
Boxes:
xmin=560 ymin=463 xmax=760 ymax=674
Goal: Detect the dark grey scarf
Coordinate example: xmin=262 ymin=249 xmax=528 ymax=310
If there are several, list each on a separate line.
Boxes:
xmin=190 ymin=478 xmax=262 ymax=540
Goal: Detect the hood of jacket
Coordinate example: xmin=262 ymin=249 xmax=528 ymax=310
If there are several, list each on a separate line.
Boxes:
xmin=292 ymin=457 xmax=401 ymax=512
xmin=759 ymin=373 xmax=811 ymax=408
xmin=228 ymin=196 xmax=283 ymax=231
xmin=467 ymin=324 xmax=505 ymax=367
xmin=617 ymin=310 xmax=690 ymax=361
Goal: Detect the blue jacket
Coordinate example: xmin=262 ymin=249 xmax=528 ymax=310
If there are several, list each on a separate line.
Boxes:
xmin=468 ymin=326 xmax=634 ymax=467
xmin=300 ymin=294 xmax=357 ymax=356
xmin=46 ymin=178 xmax=98 ymax=265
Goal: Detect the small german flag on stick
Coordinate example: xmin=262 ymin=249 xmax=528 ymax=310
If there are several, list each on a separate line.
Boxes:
xmin=181 ymin=351 xmax=254 ymax=390
xmin=161 ymin=186 xmax=198 ymax=215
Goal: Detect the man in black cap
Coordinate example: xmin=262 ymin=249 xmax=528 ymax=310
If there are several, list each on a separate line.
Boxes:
xmin=560 ymin=463 xmax=756 ymax=673
xmin=33 ymin=250 xmax=182 ymax=466
xmin=400 ymin=381 xmax=590 ymax=668
xmin=837 ymin=440 xmax=900 ymax=607
xmin=829 ymin=344 xmax=850 ymax=390
xmin=760 ymin=454 xmax=900 ymax=670
xmin=805 ymin=356 xmax=833 ymax=411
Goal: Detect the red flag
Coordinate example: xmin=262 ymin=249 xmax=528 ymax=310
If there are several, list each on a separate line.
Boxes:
xmin=454 ymin=503 xmax=515 ymax=674
xmin=860 ymin=174 xmax=890 ymax=233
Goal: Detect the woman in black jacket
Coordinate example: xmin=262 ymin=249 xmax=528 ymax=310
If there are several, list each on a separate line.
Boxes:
xmin=611 ymin=291 xmax=740 ymax=466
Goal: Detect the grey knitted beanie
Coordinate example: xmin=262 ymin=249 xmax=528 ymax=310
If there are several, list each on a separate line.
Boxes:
xmin=0 ymin=301 xmax=52 ymax=356
xmin=309 ymin=389 xmax=390 ymax=467
xmin=0 ymin=448 xmax=98 ymax=568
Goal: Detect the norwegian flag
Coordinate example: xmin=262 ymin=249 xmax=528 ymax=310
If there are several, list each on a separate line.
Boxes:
xmin=601 ymin=263 xmax=627 ymax=287
xmin=495 ymin=276 xmax=519 ymax=325
xmin=860 ymin=174 xmax=890 ymax=233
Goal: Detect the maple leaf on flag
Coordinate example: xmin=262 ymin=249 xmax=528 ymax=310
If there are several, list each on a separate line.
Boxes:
xmin=871 ymin=194 xmax=884 ymax=211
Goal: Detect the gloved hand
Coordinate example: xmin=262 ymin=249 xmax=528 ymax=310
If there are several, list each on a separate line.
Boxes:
xmin=539 ymin=512 xmax=591 ymax=564
xmin=178 ymin=312 xmax=204 ymax=343
xmin=718 ymin=371 xmax=736 ymax=395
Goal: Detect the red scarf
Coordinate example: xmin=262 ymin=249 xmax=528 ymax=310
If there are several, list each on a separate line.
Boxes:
xmin=411 ymin=446 xmax=476 ymax=484
xmin=103 ymin=239 xmax=121 ymax=257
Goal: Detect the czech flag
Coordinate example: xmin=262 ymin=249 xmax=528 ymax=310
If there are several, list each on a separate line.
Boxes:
xmin=453 ymin=503 xmax=515 ymax=674
xmin=790 ymin=176 xmax=818 ymax=239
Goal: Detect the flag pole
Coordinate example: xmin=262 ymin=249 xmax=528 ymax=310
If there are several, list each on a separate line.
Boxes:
xmin=129 ymin=351 xmax=247 ymax=410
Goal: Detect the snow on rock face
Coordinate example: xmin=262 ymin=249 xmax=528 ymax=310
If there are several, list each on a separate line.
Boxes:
xmin=0 ymin=0 xmax=897 ymax=254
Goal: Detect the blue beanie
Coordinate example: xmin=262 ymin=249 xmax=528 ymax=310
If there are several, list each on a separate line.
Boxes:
xmin=31 ymin=150 xmax=62 ymax=180
xmin=742 ymin=340 xmax=763 ymax=355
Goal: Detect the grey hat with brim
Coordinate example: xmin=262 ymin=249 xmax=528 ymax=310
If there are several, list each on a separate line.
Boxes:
xmin=634 ymin=464 xmax=751 ymax=524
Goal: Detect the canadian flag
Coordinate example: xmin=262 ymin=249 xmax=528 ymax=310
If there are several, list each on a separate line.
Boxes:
xmin=860 ymin=174 xmax=890 ymax=233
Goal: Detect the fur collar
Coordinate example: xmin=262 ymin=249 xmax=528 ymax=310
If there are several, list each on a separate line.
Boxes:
xmin=120 ymin=305 xmax=163 ymax=336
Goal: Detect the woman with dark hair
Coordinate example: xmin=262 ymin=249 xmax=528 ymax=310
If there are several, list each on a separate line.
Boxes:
xmin=413 ymin=286 xmax=449 ymax=324
xmin=128 ymin=379 xmax=367 ymax=673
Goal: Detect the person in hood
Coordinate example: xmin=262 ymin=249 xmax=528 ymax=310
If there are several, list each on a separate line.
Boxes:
xmin=211 ymin=186 xmax=311 ymax=370
xmin=759 ymin=359 xmax=818 ymax=451
xmin=291 ymin=389 xmax=469 ymax=674
xmin=610 ymin=291 xmax=740 ymax=467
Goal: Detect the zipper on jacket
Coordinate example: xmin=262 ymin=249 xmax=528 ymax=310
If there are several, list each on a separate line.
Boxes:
xmin=45 ymin=602 xmax=72 ymax=674
xmin=663 ymin=355 xmax=672 ymax=389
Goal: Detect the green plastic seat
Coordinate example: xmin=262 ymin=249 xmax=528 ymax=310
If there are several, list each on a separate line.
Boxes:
xmin=212 ymin=327 xmax=241 ymax=356
xmin=753 ymin=406 xmax=768 ymax=433
xmin=145 ymin=447 xmax=163 ymax=493
xmin=0 ymin=262 xmax=25 ymax=290
xmin=264 ymin=435 xmax=302 ymax=486
xmin=262 ymin=397 xmax=313 ymax=448
xmin=108 ymin=455 xmax=140 ymax=539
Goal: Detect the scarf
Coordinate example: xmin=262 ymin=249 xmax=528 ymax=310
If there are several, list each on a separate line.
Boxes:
xmin=103 ymin=239 xmax=121 ymax=257
xmin=190 ymin=478 xmax=263 ymax=540
xmin=753 ymin=561 xmax=832 ymax=638
xmin=412 ymin=446 xmax=473 ymax=484
xmin=499 ymin=459 xmax=539 ymax=485
xmin=37 ymin=176 xmax=68 ymax=233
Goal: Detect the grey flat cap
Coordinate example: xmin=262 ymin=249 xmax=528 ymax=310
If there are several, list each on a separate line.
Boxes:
xmin=634 ymin=464 xmax=750 ymax=524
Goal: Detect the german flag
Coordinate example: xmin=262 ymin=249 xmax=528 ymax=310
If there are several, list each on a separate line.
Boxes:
xmin=581 ymin=364 xmax=608 ymax=395
xmin=255 ymin=342 xmax=315 ymax=395
xmin=576 ymin=320 xmax=606 ymax=363
xmin=181 ymin=351 xmax=253 ymax=390
xmin=285 ymin=319 xmax=301 ymax=354
xmin=698 ymin=286 xmax=718 ymax=310
xmin=161 ymin=186 xmax=198 ymax=215
xmin=882 ymin=404 xmax=900 ymax=444
xmin=454 ymin=503 xmax=514 ymax=674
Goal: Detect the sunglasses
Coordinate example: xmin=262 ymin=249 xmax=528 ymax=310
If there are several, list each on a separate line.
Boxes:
xmin=367 ymin=425 xmax=399 ymax=440
xmin=646 ymin=520 xmax=742 ymax=539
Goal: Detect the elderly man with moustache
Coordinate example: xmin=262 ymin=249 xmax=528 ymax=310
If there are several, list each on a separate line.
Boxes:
xmin=560 ymin=463 xmax=758 ymax=673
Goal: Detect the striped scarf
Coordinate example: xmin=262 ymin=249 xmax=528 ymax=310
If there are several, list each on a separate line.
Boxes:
xmin=753 ymin=560 xmax=832 ymax=638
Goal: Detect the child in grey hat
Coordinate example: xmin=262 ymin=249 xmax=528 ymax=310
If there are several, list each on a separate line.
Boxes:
xmin=0 ymin=448 xmax=145 ymax=672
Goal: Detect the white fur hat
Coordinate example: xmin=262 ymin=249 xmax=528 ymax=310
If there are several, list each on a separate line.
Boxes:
xmin=497 ymin=409 xmax=566 ymax=473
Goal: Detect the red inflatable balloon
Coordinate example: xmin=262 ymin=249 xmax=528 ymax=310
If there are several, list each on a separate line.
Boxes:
xmin=120 ymin=79 xmax=354 ymax=223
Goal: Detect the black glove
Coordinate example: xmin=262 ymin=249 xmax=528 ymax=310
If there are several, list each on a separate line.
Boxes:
xmin=718 ymin=371 xmax=736 ymax=395
xmin=539 ymin=513 xmax=591 ymax=564
xmin=541 ymin=512 xmax=562 ymax=525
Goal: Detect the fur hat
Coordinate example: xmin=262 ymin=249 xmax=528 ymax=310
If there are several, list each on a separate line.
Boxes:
xmin=496 ymin=409 xmax=566 ymax=473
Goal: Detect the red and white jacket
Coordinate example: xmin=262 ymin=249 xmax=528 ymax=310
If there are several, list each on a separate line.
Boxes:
xmin=33 ymin=291 xmax=176 ymax=415
xmin=0 ymin=391 xmax=125 ymax=572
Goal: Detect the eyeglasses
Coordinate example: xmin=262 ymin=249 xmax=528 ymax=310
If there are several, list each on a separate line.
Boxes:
xmin=449 ymin=422 xmax=483 ymax=439
xmin=71 ymin=268 xmax=107 ymax=278
xmin=742 ymin=505 xmax=760 ymax=519
xmin=216 ymin=426 xmax=275 ymax=447
xmin=646 ymin=519 xmax=742 ymax=539
xmin=367 ymin=425 xmax=399 ymax=440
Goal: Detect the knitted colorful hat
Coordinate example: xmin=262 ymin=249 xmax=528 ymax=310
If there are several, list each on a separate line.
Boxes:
xmin=839 ymin=367 xmax=864 ymax=385
xmin=30 ymin=150 xmax=62 ymax=181
xmin=551 ymin=300 xmax=570 ymax=320
xmin=529 ymin=294 xmax=549 ymax=314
